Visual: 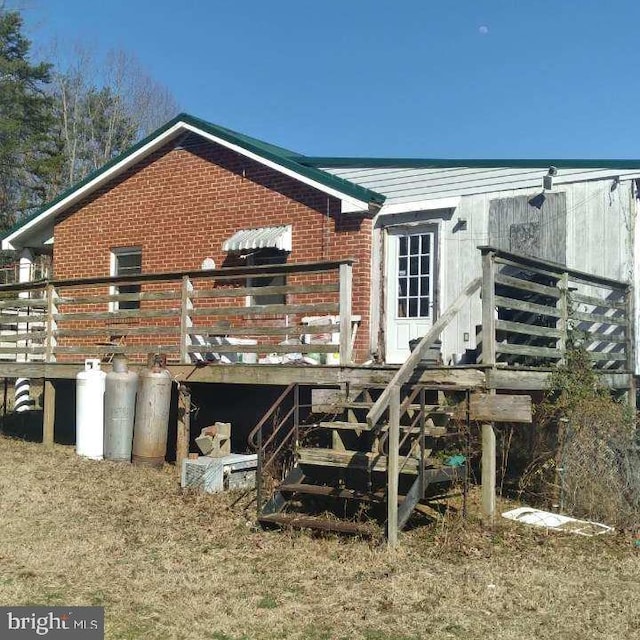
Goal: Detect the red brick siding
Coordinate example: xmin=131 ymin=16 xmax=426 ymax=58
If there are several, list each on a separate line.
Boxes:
xmin=53 ymin=136 xmax=372 ymax=361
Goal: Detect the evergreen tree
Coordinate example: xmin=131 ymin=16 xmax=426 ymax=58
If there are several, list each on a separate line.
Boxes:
xmin=0 ymin=7 xmax=57 ymax=231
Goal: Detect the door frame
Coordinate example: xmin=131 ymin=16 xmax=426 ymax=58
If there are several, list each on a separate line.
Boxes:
xmin=381 ymin=222 xmax=441 ymax=363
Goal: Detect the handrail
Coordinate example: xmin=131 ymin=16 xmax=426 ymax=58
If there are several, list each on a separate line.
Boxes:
xmin=478 ymin=246 xmax=630 ymax=291
xmin=0 ymin=260 xmax=354 ymax=293
xmin=367 ymin=277 xmax=482 ymax=429
xmin=248 ymin=383 xmax=296 ymax=450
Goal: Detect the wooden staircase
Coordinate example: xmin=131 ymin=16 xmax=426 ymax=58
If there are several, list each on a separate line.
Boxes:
xmin=251 ymin=277 xmax=482 ymax=543
xmin=254 ymin=383 xmax=467 ymax=538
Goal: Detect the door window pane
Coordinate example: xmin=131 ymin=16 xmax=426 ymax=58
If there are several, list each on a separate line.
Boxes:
xmin=395 ymin=232 xmax=433 ymax=319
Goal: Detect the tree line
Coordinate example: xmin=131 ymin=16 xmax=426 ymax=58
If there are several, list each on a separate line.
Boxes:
xmin=0 ymin=6 xmax=179 ymax=235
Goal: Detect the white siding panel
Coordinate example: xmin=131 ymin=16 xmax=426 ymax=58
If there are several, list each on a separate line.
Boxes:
xmin=324 ymin=166 xmax=640 ymax=205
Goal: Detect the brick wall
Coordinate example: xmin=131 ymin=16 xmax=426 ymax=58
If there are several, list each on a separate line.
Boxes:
xmin=53 ymin=134 xmax=373 ymax=361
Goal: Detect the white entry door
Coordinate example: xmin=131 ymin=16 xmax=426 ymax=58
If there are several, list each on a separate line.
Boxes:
xmin=384 ymin=226 xmax=437 ymax=364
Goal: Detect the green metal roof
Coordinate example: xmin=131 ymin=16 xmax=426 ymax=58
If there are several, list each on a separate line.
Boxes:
xmin=301 ymin=157 xmax=640 ymax=169
xmin=2 ymin=113 xmax=386 ymax=245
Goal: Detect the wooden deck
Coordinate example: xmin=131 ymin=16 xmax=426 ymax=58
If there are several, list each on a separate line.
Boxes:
xmin=0 ymin=249 xmax=635 ymax=546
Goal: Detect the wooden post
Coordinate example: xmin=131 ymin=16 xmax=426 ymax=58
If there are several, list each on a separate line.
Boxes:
xmin=625 ymin=285 xmax=636 ymax=408
xmin=43 ymin=379 xmax=55 ymax=446
xmin=339 ymin=262 xmax=353 ymax=365
xmin=45 ymin=284 xmax=58 ymax=363
xmin=557 ymin=272 xmax=569 ymax=364
xmin=387 ymin=384 xmax=400 ymax=549
xmin=481 ymin=422 xmax=496 ymax=524
xmin=180 ymin=276 xmax=193 ymax=364
xmin=481 ymin=250 xmax=496 ymax=366
xmin=176 ymin=384 xmax=191 ymax=477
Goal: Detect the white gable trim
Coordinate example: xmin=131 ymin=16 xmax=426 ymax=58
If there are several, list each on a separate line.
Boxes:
xmin=2 ymin=121 xmax=371 ymax=251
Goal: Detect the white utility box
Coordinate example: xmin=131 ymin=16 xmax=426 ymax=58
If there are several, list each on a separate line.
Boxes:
xmin=181 ymin=453 xmax=258 ymax=493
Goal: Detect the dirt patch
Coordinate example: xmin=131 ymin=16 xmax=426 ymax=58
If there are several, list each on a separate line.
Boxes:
xmin=0 ymin=435 xmax=638 ymax=639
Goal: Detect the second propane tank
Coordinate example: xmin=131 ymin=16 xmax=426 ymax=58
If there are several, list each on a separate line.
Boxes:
xmin=104 ymin=355 xmax=138 ymax=462
xmin=132 ymin=355 xmax=172 ymax=467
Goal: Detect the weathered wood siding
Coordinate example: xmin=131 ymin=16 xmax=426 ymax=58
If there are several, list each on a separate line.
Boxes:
xmin=378 ymin=177 xmax=635 ymax=370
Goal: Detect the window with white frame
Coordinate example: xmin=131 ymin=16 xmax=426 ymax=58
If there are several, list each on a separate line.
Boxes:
xmin=111 ymin=248 xmax=142 ymax=311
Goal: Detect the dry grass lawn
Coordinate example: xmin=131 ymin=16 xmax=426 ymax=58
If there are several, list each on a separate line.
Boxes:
xmin=0 ymin=434 xmax=639 ymax=639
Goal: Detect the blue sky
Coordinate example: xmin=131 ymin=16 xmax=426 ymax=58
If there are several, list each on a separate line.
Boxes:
xmin=15 ymin=1 xmax=640 ymax=158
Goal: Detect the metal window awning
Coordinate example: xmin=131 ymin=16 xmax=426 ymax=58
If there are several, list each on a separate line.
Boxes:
xmin=222 ymin=225 xmax=292 ymax=252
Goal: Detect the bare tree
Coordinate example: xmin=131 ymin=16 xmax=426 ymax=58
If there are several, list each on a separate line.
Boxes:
xmin=51 ymin=45 xmax=179 ymax=189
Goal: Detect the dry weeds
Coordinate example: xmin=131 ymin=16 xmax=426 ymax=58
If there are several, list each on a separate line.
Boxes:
xmin=0 ymin=435 xmax=639 ymax=640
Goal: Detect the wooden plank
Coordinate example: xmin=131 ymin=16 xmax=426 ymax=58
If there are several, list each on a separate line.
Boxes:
xmin=0 ymin=331 xmax=47 ymax=342
xmin=0 ymin=361 xmax=483 ymax=387
xmin=192 ymin=282 xmax=339 ymax=299
xmin=54 ymin=308 xmax=179 ymax=321
xmin=176 ymin=385 xmax=191 ymax=477
xmin=0 ymin=346 xmax=46 ymax=355
xmin=0 ymin=298 xmax=47 ymax=309
xmin=571 ymin=291 xmax=626 ymax=310
xmin=469 ymin=393 xmax=532 ymax=423
xmin=495 ymin=319 xmax=562 ymax=339
xmin=58 ymin=290 xmax=181 ymax=304
xmin=0 ymin=313 xmax=46 ymax=323
xmin=482 ymin=246 xmax=628 ymax=290
xmin=481 ymin=422 xmax=496 ymax=524
xmin=367 ymin=277 xmax=482 ymax=427
xmin=54 ymin=345 xmax=180 ymax=355
xmin=583 ymin=333 xmax=627 ymax=345
xmin=297 ymin=446 xmax=432 ymax=474
xmin=481 ymin=252 xmax=496 ymax=365
xmin=54 ymin=327 xmax=182 ymax=337
xmin=180 ymin=276 xmax=193 ymax=364
xmin=188 ymin=323 xmax=340 ymax=337
xmin=186 ymin=343 xmax=339 ymax=354
xmin=45 ymin=284 xmax=57 ymax=363
xmin=496 ymin=343 xmax=562 ymax=359
xmin=584 ymin=350 xmax=628 ymax=362
xmin=571 ymin=310 xmax=627 ymax=326
xmin=258 ymin=513 xmax=379 ymax=537
xmin=339 ymin=263 xmax=353 ymax=365
xmin=190 ymin=302 xmax=339 ymax=317
xmin=0 ymin=260 xmax=352 ymax=293
xmin=494 ymin=295 xmax=562 ymax=318
xmin=494 ymin=273 xmax=561 ymax=298
xmin=494 ymin=257 xmax=562 ymax=281
xmin=387 ymin=384 xmax=400 ymax=548
xmin=557 ymin=272 xmax=569 ymax=363
xmin=43 ymin=379 xmax=55 ymax=446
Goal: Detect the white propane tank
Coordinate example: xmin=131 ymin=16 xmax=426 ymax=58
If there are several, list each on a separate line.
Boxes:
xmin=76 ymin=358 xmax=107 ymax=459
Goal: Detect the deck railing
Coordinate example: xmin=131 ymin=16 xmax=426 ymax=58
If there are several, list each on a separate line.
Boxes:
xmin=479 ymin=247 xmax=633 ymax=370
xmin=0 ymin=260 xmax=355 ymax=366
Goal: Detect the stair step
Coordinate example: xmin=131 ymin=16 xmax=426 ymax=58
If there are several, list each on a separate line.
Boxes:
xmin=333 ymin=401 xmax=454 ymax=414
xmin=258 ymin=513 xmax=380 ymax=537
xmin=318 ymin=420 xmax=371 ymax=431
xmin=279 ymin=483 xmax=377 ymax=500
xmin=279 ymin=466 xmax=462 ymax=500
xmin=317 ymin=421 xmax=448 ymax=437
xmin=297 ymin=447 xmax=435 ymax=473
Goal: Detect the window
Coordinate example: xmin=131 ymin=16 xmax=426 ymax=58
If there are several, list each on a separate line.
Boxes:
xmin=111 ymin=248 xmax=142 ymax=311
xmin=248 ymin=249 xmax=287 ymax=306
